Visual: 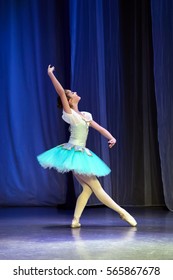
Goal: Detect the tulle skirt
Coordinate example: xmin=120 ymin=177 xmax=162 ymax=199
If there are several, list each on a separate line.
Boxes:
xmin=37 ymin=143 xmax=111 ymax=177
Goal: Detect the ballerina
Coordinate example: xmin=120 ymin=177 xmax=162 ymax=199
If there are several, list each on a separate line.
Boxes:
xmin=37 ymin=65 xmax=137 ymax=228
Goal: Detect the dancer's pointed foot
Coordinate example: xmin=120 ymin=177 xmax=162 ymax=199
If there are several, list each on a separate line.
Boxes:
xmin=71 ymin=218 xmax=81 ymax=228
xmin=120 ymin=210 xmax=137 ymax=227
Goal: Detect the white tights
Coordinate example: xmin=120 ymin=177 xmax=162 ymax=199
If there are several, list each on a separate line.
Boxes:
xmin=73 ymin=173 xmax=124 ymax=222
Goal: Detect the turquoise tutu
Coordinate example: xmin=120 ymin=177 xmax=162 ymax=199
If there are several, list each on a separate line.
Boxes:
xmin=37 ymin=143 xmax=111 ymax=177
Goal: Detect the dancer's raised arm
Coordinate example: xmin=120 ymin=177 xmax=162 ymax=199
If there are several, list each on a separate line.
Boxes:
xmin=47 ymin=65 xmax=71 ymax=114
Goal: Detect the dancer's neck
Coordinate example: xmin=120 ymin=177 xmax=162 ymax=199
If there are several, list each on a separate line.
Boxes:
xmin=72 ymin=105 xmax=80 ymax=113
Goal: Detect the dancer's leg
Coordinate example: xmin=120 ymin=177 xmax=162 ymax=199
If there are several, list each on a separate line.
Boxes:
xmin=77 ymin=174 xmax=123 ymax=213
xmin=71 ymin=173 xmax=93 ymax=227
xmin=77 ymin=174 xmax=137 ymax=226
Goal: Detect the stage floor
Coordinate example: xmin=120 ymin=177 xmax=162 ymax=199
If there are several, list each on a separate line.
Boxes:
xmin=0 ymin=206 xmax=172 ymax=260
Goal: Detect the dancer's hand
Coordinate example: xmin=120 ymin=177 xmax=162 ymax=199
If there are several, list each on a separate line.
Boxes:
xmin=108 ymin=137 xmax=116 ymax=148
xmin=48 ymin=65 xmax=55 ymax=75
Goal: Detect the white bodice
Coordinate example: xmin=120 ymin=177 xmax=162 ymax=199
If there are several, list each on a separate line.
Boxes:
xmin=62 ymin=109 xmax=92 ymax=147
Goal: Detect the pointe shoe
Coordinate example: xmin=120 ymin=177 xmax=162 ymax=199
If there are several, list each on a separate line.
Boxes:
xmin=71 ymin=219 xmax=81 ymax=228
xmin=120 ymin=211 xmax=137 ymax=227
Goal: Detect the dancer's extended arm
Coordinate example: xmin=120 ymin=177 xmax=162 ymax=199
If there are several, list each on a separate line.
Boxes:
xmin=90 ymin=120 xmax=116 ymax=148
xmin=47 ymin=65 xmax=71 ymax=114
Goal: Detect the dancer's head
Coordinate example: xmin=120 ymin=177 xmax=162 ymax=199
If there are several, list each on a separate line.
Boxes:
xmin=57 ymin=90 xmax=81 ymax=109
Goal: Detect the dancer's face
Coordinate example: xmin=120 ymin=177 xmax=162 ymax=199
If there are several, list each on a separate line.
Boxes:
xmin=66 ymin=90 xmax=81 ymax=105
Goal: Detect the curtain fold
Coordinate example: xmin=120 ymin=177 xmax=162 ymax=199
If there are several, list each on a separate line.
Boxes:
xmin=69 ymin=0 xmax=112 ymax=204
xmin=0 ymin=0 xmax=71 ymax=206
xmin=116 ymin=0 xmax=164 ymax=206
xmin=151 ymin=0 xmax=173 ymax=210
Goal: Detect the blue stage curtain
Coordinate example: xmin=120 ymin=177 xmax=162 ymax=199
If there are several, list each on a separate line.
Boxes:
xmin=69 ymin=0 xmax=113 ymax=204
xmin=69 ymin=0 xmax=164 ymax=206
xmin=151 ymin=0 xmax=173 ymax=211
xmin=0 ymin=0 xmax=72 ymax=206
xmin=0 ymin=0 xmax=168 ymax=208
